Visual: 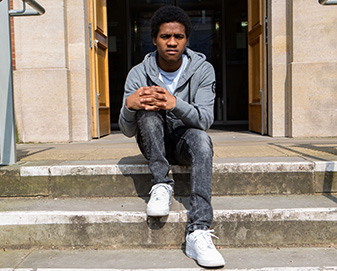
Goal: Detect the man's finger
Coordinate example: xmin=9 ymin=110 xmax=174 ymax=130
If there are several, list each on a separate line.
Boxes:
xmin=152 ymin=86 xmax=166 ymax=93
xmin=144 ymin=105 xmax=160 ymax=111
xmin=140 ymin=97 xmax=155 ymax=104
xmin=154 ymin=94 xmax=168 ymax=101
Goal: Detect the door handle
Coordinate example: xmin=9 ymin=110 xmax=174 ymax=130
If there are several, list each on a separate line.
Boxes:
xmin=94 ymin=39 xmax=99 ymax=49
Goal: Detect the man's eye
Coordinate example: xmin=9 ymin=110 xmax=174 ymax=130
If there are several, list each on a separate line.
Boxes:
xmin=175 ymin=35 xmax=184 ymax=39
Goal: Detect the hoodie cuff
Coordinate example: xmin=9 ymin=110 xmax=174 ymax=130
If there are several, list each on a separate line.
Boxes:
xmin=121 ymin=104 xmax=137 ymax=122
xmin=171 ymin=97 xmax=188 ymax=117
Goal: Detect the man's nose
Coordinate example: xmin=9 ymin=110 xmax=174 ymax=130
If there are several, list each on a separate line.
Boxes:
xmin=167 ymin=37 xmax=177 ymax=46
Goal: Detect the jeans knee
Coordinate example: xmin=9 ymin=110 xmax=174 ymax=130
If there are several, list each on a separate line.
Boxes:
xmin=136 ymin=110 xmax=164 ymax=130
xmin=184 ymin=129 xmax=213 ymax=157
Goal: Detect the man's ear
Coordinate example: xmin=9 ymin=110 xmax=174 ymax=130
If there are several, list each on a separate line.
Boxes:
xmin=152 ymin=37 xmax=157 ymax=47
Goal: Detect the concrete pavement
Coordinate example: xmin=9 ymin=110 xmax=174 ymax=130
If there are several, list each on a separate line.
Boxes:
xmin=14 ymin=129 xmax=337 ymax=163
xmin=1 ymin=247 xmax=337 ymax=270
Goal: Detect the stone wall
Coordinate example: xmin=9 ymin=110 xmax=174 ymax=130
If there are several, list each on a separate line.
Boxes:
xmin=289 ymin=0 xmax=337 ymax=137
xmin=269 ymin=0 xmax=337 ymax=137
xmin=13 ymin=0 xmax=91 ymax=142
xmin=268 ymin=0 xmax=288 ymax=136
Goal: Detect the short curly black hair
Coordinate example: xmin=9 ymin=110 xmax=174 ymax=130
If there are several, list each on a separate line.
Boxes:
xmin=151 ymin=5 xmax=192 ymax=39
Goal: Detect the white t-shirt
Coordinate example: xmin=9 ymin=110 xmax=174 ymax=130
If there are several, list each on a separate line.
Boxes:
xmin=158 ymin=54 xmax=188 ymax=94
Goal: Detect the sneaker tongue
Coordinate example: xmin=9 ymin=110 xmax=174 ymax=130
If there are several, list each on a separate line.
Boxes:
xmin=205 ymin=237 xmax=214 ymax=249
xmin=198 ymin=231 xmax=215 ymax=249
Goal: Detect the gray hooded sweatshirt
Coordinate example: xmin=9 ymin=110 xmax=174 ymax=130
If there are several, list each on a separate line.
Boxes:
xmin=118 ymin=47 xmax=216 ymax=138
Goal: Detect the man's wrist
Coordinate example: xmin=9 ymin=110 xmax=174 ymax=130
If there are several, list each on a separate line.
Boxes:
xmin=125 ymin=97 xmax=134 ymax=110
xmin=167 ymin=96 xmax=177 ymax=110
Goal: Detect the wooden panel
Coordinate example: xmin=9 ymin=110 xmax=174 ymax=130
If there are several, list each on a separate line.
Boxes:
xmin=248 ymin=0 xmax=260 ymax=30
xmin=249 ymin=37 xmax=261 ymax=104
xmin=96 ymin=0 xmax=107 ymax=33
xmin=248 ymin=0 xmax=266 ymax=134
xmin=99 ymin=107 xmax=110 ymax=136
xmin=95 ymin=31 xmax=108 ymax=47
xmin=88 ymin=0 xmax=98 ymax=137
xmin=97 ymin=46 xmax=109 ymax=107
xmin=88 ymin=0 xmax=110 ymax=138
xmin=249 ymin=103 xmax=261 ymax=132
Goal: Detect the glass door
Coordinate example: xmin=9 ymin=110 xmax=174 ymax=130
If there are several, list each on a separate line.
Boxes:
xmin=178 ymin=1 xmax=223 ymax=122
xmin=224 ymin=0 xmax=248 ymax=123
xmin=107 ymin=0 xmax=128 ymax=127
xmin=129 ymin=0 xmax=174 ymax=66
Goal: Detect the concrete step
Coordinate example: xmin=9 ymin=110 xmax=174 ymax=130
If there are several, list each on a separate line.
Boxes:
xmin=1 ymin=247 xmax=337 ymax=270
xmin=0 ymin=158 xmax=336 ymax=197
xmin=1 ymin=195 xmax=336 ymax=249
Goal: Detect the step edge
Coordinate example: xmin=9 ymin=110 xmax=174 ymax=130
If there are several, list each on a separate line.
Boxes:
xmin=1 ymin=208 xmax=336 ymax=226
xmin=1 ymin=267 xmax=337 ymax=271
xmin=18 ymin=161 xmax=337 ymax=177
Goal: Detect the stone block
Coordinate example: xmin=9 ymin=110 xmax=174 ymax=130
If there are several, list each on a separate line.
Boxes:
xmin=270 ymin=0 xmax=287 ymax=65
xmin=49 ymin=174 xmax=149 ymax=198
xmin=292 ymin=0 xmax=337 ymax=63
xmin=0 ymin=166 xmax=49 ymax=197
xmin=315 ymin=172 xmax=337 ymax=193
xmin=13 ymin=0 xmax=68 ymax=70
xmin=66 ymin=0 xmax=91 ymax=142
xmin=0 ymin=220 xmax=186 ymax=249
xmin=67 ymin=43 xmax=91 ymax=142
xmin=269 ymin=64 xmax=288 ymax=137
xmin=290 ymin=62 xmax=337 ymax=137
xmin=214 ymin=220 xmax=337 ymax=247
xmin=212 ymin=171 xmax=314 ymax=196
xmin=13 ymin=68 xmax=71 ymax=143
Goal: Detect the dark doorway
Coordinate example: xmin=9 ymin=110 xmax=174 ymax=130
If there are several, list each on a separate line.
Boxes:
xmin=107 ymin=0 xmax=248 ymax=129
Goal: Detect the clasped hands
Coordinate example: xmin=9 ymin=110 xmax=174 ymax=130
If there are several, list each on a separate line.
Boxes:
xmin=126 ymin=86 xmax=176 ymax=111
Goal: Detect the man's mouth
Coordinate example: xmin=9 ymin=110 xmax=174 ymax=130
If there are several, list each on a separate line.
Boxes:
xmin=166 ymin=49 xmax=178 ymax=55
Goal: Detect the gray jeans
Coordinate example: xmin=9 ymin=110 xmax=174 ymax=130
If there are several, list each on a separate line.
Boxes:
xmin=136 ymin=110 xmax=213 ymax=232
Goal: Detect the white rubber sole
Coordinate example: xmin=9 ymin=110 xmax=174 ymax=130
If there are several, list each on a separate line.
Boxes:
xmin=186 ymin=245 xmax=225 ymax=267
xmin=146 ymin=207 xmax=170 ymax=217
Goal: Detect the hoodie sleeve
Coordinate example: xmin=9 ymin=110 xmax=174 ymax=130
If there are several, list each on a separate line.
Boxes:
xmin=118 ymin=66 xmax=143 ymax=137
xmin=171 ymin=61 xmax=216 ymax=130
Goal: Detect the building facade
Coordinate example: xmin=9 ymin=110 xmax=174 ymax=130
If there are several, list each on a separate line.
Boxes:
xmin=12 ymin=0 xmax=337 ymax=143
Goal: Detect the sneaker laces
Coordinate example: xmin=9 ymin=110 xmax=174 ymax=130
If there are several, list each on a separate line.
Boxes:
xmin=149 ymin=184 xmax=171 ymax=202
xmin=195 ymin=230 xmax=219 ymax=249
xmin=206 ymin=229 xmax=219 ymax=240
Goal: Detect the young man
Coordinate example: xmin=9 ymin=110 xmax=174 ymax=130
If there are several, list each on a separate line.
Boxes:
xmin=119 ymin=5 xmax=225 ymax=268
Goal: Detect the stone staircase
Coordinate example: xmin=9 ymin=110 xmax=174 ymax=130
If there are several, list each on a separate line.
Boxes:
xmin=1 ymin=194 xmax=337 ymax=250
xmin=0 ymin=133 xmax=337 ymax=269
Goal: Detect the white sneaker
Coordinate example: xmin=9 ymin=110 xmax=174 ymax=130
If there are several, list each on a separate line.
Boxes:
xmin=186 ymin=229 xmax=225 ymax=267
xmin=146 ymin=183 xmax=172 ymax=217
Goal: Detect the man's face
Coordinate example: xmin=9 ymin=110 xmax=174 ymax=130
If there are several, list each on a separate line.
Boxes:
xmin=153 ymin=22 xmax=188 ymax=72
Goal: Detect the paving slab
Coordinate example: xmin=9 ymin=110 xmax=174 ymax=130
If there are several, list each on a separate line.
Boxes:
xmin=13 ymin=131 xmax=337 ymax=162
xmin=0 ymin=247 xmax=337 ymax=270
